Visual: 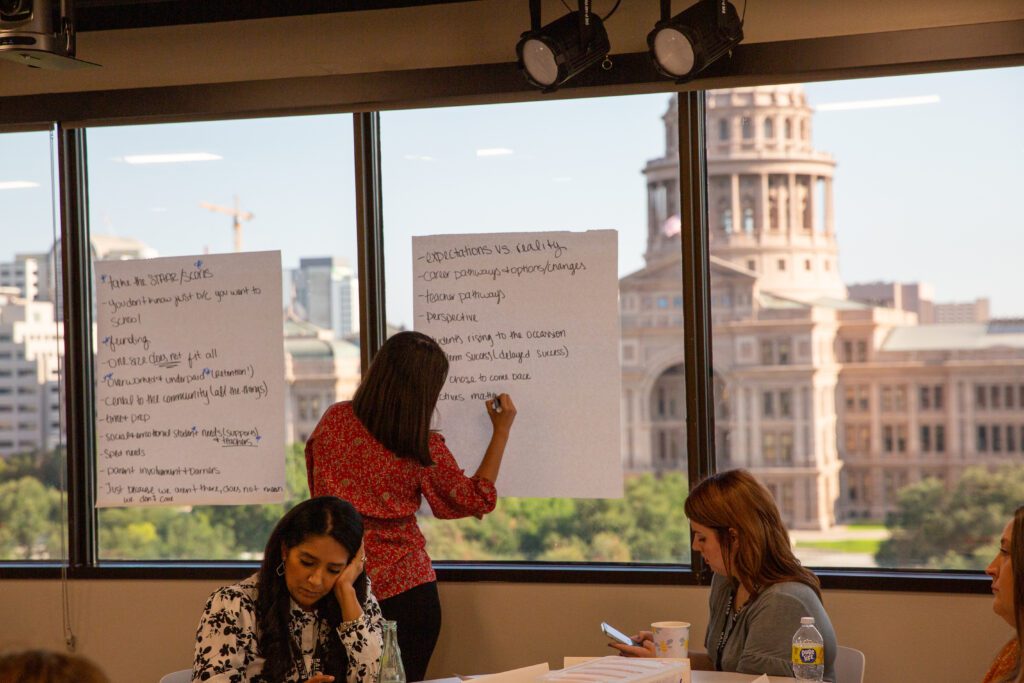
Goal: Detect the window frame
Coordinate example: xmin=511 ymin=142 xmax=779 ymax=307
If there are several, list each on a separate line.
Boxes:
xmin=2 ymin=20 xmax=1021 ymax=594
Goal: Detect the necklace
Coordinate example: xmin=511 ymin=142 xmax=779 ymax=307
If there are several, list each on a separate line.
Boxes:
xmin=715 ymin=590 xmax=746 ymax=670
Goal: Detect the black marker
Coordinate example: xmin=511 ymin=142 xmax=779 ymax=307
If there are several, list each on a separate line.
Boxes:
xmin=492 ymin=394 xmax=502 ymax=411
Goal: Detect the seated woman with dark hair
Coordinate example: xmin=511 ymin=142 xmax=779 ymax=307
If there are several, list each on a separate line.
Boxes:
xmin=193 ymin=496 xmax=383 ymax=683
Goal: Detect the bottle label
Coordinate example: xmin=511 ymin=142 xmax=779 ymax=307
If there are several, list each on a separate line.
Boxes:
xmin=792 ymin=644 xmax=823 ymax=665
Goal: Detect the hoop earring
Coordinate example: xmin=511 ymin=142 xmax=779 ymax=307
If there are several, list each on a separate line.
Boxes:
xmin=276 ymin=561 xmax=285 ymax=576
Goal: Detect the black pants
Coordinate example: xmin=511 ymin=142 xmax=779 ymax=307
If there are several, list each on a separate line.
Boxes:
xmin=379 ymin=580 xmax=441 ymax=682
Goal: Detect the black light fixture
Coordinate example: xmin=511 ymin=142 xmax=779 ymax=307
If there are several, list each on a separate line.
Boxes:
xmin=648 ymin=0 xmax=743 ymax=83
xmin=516 ymin=0 xmax=610 ymax=92
xmin=0 ymin=0 xmax=99 ymax=69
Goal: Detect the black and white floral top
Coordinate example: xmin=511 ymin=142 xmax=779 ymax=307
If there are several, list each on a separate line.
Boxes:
xmin=192 ymin=573 xmax=383 ymax=682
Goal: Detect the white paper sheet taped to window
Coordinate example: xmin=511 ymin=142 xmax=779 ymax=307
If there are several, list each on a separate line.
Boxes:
xmin=412 ymin=229 xmax=623 ymax=499
xmin=93 ymin=251 xmax=287 ymax=507
xmin=539 ymin=656 xmax=691 ymax=683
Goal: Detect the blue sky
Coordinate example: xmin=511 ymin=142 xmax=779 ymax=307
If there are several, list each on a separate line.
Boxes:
xmin=1 ymin=65 xmax=1021 ymax=327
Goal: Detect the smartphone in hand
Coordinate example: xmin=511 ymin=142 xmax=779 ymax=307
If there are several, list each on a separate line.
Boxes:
xmin=601 ymin=622 xmax=639 ymax=647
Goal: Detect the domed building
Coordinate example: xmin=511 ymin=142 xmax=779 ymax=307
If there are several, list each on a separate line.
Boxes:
xmin=620 ymin=86 xmax=1023 ymax=531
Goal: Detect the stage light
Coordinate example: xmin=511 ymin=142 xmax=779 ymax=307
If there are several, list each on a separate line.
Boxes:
xmin=648 ymin=0 xmax=743 ymax=83
xmin=0 ymin=0 xmax=99 ymax=69
xmin=516 ymin=0 xmax=610 ymax=92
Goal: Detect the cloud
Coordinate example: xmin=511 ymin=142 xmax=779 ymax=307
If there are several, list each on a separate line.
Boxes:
xmin=119 ymin=152 xmax=223 ymax=164
xmin=815 ymin=95 xmax=940 ymax=112
xmin=0 ymin=181 xmax=40 ymax=190
xmin=476 ymin=147 xmax=515 ymax=157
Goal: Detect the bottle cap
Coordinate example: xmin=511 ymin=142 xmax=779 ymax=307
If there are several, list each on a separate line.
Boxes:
xmin=800 ymin=616 xmax=815 ymax=625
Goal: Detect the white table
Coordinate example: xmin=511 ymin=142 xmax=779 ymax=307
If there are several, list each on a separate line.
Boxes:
xmin=423 ymin=674 xmax=792 ymax=682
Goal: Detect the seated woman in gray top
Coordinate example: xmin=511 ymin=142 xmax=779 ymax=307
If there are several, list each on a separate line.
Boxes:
xmin=611 ymin=469 xmax=837 ymax=681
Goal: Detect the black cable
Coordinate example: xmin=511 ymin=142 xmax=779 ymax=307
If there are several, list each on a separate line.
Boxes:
xmin=740 ymin=0 xmax=748 ymax=26
xmin=559 ymin=0 xmax=620 ymax=20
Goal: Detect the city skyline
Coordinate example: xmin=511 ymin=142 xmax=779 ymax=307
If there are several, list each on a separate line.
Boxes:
xmin=1 ymin=67 xmax=1022 ymax=329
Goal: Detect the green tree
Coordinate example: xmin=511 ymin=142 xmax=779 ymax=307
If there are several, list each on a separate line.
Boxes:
xmin=877 ymin=465 xmax=1024 ymax=569
xmin=99 ymin=444 xmax=310 ymax=560
xmin=0 ymin=476 xmax=62 ymax=559
xmin=204 ymin=443 xmax=310 ymax=555
xmin=0 ymin=447 xmax=64 ymax=488
xmin=418 ymin=472 xmax=691 ymax=564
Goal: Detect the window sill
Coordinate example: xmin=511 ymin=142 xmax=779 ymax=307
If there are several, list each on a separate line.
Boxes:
xmin=0 ymin=561 xmax=993 ymax=593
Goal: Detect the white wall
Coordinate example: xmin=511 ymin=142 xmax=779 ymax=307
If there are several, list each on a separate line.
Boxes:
xmin=0 ymin=578 xmax=1008 ymax=683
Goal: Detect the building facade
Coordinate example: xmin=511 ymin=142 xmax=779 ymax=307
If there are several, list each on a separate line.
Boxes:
xmin=0 ymin=289 xmax=63 ymax=458
xmin=292 ymin=257 xmax=360 ymax=339
xmin=621 ymin=88 xmax=1024 ymax=529
xmin=283 ymin=317 xmax=361 ymax=445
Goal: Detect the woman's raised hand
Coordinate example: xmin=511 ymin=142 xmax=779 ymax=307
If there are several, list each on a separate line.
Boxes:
xmin=336 ymin=542 xmax=366 ymax=593
xmin=475 ymin=394 xmax=517 ymax=483
xmin=487 ymin=393 xmax=517 ymax=434
xmin=333 ymin=542 xmax=366 ymax=622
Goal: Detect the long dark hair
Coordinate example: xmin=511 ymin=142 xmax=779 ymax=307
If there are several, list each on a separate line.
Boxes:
xmin=352 ymin=330 xmax=449 ymax=466
xmin=256 ymin=497 xmax=368 ymax=682
xmin=684 ymin=469 xmax=821 ymax=599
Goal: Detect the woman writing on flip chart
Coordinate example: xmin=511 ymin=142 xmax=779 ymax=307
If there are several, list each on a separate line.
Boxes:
xmin=305 ymin=331 xmax=517 ymax=681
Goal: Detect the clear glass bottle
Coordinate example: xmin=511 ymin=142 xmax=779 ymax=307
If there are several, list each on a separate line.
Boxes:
xmin=791 ymin=616 xmax=825 ymax=681
xmin=377 ymin=619 xmax=406 ymax=683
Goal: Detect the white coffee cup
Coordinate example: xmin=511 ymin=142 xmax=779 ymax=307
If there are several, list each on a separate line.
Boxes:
xmin=651 ymin=620 xmax=690 ymax=658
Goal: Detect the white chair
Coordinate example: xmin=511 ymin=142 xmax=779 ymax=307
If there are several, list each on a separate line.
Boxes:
xmin=835 ymin=645 xmax=865 ymax=683
xmin=158 ymin=669 xmax=192 ymax=683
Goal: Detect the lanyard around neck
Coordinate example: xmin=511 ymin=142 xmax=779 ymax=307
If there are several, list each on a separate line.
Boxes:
xmin=293 ymin=617 xmax=325 ymax=680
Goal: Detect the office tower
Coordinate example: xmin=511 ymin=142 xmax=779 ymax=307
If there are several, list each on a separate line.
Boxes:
xmin=292 ymin=257 xmax=359 ymax=339
xmin=0 ymin=254 xmax=48 ymax=302
xmin=0 ymin=290 xmax=63 ymax=458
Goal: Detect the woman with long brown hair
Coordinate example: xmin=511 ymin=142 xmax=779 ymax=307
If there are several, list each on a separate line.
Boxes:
xmin=982 ymin=505 xmax=1024 ymax=683
xmin=612 ymin=469 xmax=837 ymax=681
xmin=305 ymin=331 xmax=517 ymax=681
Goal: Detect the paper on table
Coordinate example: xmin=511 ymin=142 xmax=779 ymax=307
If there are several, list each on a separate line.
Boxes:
xmin=750 ymin=676 xmax=770 ymax=682
xmin=471 ymin=663 xmax=550 ymax=682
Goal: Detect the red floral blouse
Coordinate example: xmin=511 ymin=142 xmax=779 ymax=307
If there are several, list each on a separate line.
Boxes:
xmin=305 ymin=401 xmax=497 ymax=600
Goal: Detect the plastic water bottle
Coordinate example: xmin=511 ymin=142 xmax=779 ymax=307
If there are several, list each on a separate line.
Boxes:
xmin=791 ymin=616 xmax=825 ymax=681
xmin=377 ymin=619 xmax=406 ymax=683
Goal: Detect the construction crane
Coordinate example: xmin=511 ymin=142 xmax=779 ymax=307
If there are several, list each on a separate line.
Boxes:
xmin=200 ymin=195 xmax=253 ymax=253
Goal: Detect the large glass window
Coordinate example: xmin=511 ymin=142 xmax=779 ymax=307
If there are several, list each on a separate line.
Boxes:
xmin=0 ymin=130 xmax=67 ymax=561
xmin=85 ymin=115 xmax=358 ymax=560
xmin=381 ymin=96 xmax=692 ymax=564
xmin=707 ymin=67 xmax=1024 ymax=569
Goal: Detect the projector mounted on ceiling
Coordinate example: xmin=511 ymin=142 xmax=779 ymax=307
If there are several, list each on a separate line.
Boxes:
xmin=0 ymin=0 xmax=100 ymax=69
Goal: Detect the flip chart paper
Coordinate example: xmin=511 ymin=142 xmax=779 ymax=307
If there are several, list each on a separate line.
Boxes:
xmin=94 ymin=251 xmax=286 ymax=507
xmin=413 ymin=230 xmax=623 ymax=498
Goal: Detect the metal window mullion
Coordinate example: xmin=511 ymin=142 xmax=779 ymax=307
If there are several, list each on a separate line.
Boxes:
xmin=57 ymin=125 xmax=98 ymax=570
xmin=353 ymin=112 xmax=387 ymax=370
xmin=679 ymin=90 xmax=716 ymax=578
